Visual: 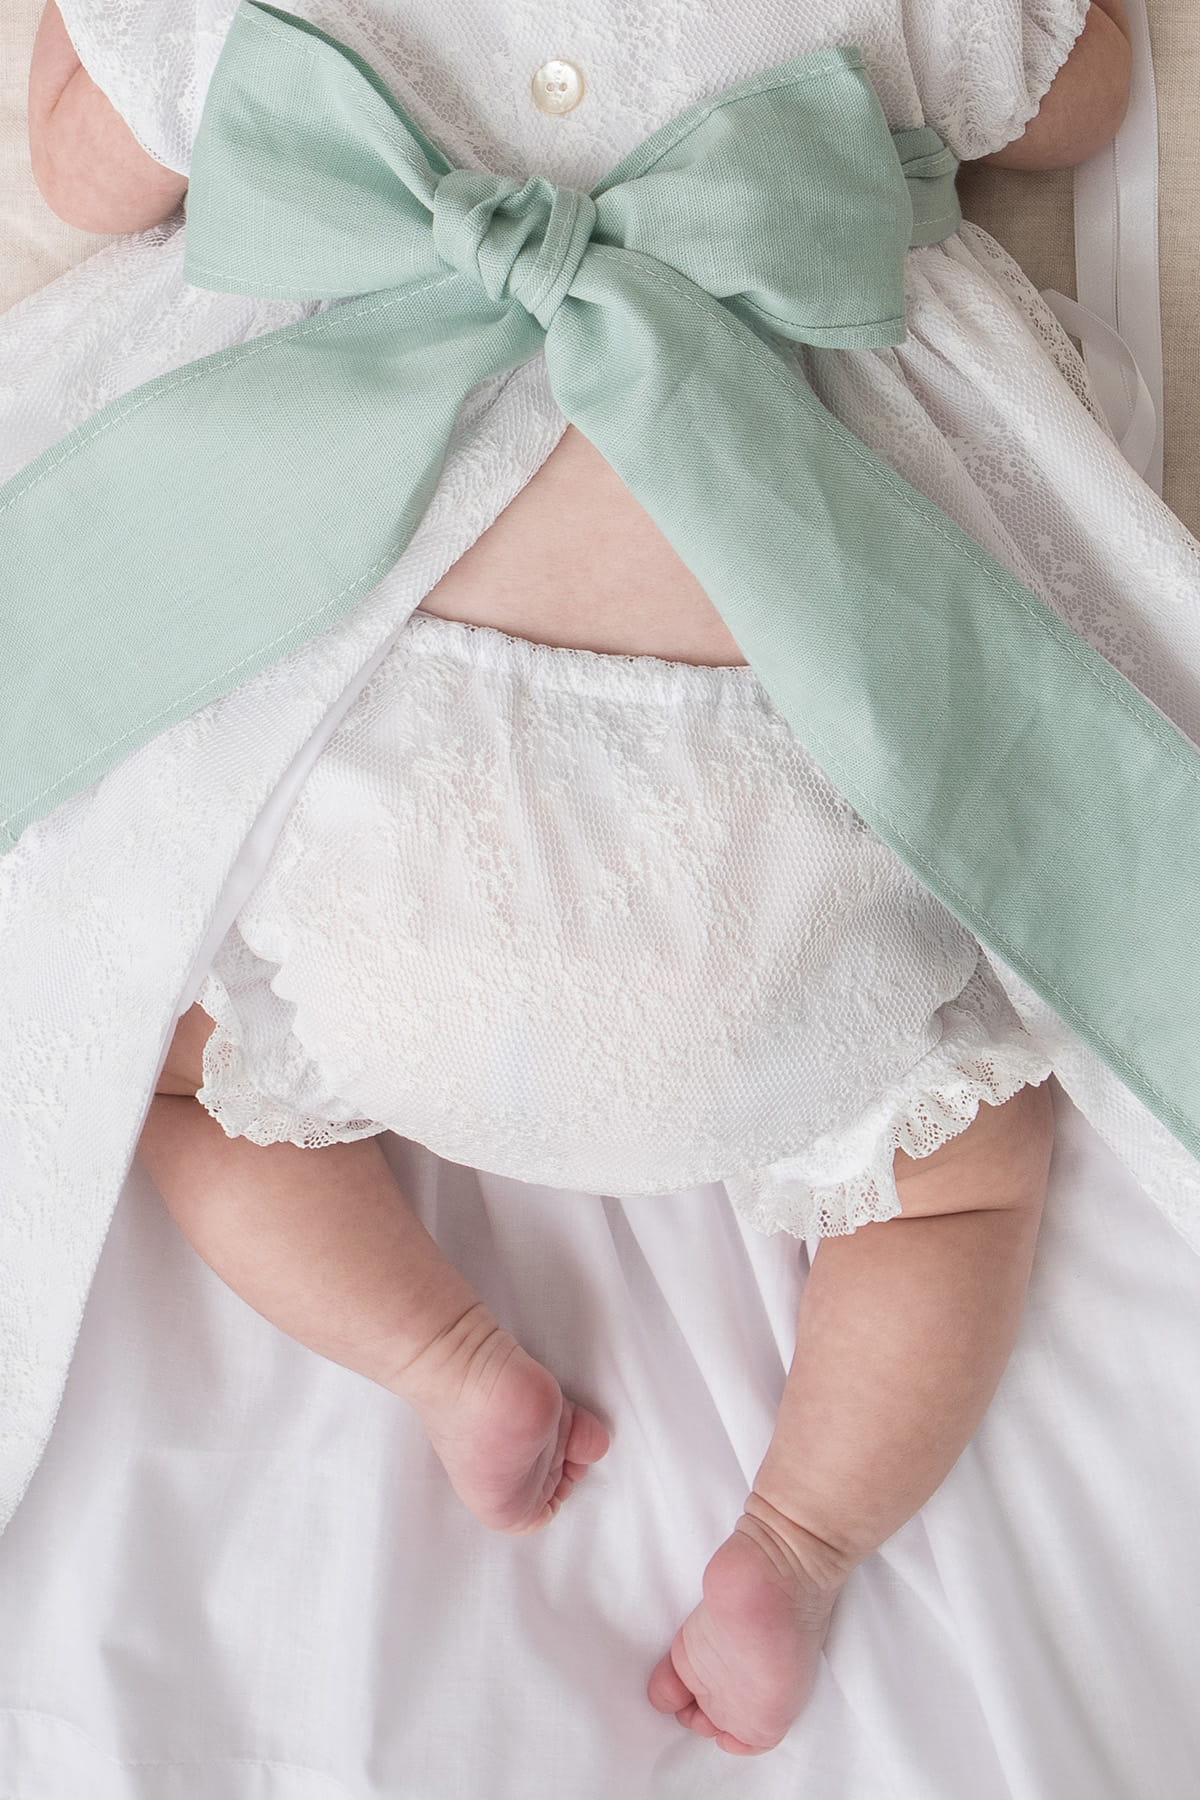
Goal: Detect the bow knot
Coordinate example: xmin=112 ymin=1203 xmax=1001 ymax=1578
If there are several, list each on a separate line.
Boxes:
xmin=431 ymin=170 xmax=598 ymax=329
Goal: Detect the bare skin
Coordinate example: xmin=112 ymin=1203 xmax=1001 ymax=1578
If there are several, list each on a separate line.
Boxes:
xmin=140 ymin=1075 xmax=612 ymax=1537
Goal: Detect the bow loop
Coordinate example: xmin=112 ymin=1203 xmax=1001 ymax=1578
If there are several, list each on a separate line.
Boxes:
xmin=588 ymin=54 xmax=926 ymax=349
xmin=431 ymin=172 xmax=598 ymax=329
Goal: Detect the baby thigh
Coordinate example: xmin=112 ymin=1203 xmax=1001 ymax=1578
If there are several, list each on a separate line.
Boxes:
xmin=890 ymin=1078 xmax=1055 ymax=1218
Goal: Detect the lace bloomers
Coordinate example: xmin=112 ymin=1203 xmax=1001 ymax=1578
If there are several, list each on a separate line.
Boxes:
xmin=194 ymin=608 xmax=1052 ymax=1237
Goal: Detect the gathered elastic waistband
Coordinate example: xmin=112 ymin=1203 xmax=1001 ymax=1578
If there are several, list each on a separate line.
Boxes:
xmin=398 ymin=606 xmax=779 ymax=710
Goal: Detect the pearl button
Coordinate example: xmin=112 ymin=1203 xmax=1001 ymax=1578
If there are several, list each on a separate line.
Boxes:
xmin=530 ymin=59 xmax=585 ymax=116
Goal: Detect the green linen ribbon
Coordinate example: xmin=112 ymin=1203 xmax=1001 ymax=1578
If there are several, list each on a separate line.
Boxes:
xmin=2 ymin=0 xmax=1199 ymax=1159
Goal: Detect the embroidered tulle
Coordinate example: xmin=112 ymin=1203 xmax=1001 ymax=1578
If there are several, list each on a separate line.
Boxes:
xmin=197 ymin=927 xmax=1050 ymax=1240
xmin=187 ymin=611 xmax=1053 ymax=1237
xmin=720 ymin=958 xmax=1051 ymax=1237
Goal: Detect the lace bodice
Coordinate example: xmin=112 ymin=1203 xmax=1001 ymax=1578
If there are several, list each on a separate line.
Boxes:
xmin=56 ymin=0 xmax=1089 ymax=182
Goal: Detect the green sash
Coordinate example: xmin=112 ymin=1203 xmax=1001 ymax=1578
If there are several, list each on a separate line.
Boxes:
xmin=2 ymin=0 xmax=1198 ymax=1158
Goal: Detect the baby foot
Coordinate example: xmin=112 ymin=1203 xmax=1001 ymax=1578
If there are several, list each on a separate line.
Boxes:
xmin=398 ymin=1302 xmax=610 ymax=1535
xmin=647 ymin=1498 xmax=849 ymax=1755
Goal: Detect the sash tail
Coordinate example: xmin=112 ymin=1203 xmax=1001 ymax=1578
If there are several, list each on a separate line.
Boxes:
xmin=547 ymin=253 xmax=1200 ymax=1163
xmin=0 ymin=286 xmax=541 ymax=852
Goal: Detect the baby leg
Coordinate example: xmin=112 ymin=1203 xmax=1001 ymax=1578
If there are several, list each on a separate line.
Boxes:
xmin=140 ymin=1013 xmax=609 ymax=1533
xmin=649 ymin=1078 xmax=1055 ymax=1755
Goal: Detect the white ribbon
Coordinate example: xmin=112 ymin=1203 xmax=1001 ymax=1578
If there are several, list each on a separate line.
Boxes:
xmin=1040 ymin=0 xmax=1164 ymax=492
xmin=1039 ymin=287 xmax=1159 ymax=475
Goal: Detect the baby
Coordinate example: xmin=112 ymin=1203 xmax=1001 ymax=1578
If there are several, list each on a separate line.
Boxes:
xmin=30 ymin=0 xmax=1129 ymax=1761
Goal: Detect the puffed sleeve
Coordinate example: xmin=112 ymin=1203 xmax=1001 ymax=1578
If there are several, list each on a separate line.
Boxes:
xmin=54 ymin=0 xmax=244 ymax=175
xmin=901 ymin=0 xmax=1091 ymax=162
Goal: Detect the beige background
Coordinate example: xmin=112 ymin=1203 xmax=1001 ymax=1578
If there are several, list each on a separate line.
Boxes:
xmin=1 ymin=1 xmax=1196 ymax=532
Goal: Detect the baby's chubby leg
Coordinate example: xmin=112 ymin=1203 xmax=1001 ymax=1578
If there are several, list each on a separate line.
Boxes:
xmin=139 ymin=1007 xmax=609 ymax=1533
xmin=649 ymin=1077 xmax=1055 ymax=1756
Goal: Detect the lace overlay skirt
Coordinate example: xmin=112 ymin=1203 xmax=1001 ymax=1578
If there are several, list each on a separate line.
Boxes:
xmin=195 ymin=609 xmax=1050 ymax=1236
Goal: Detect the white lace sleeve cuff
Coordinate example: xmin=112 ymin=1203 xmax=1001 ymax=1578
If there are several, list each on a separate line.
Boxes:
xmin=906 ymin=0 xmax=1091 ymax=164
xmin=55 ymin=0 xmax=243 ymax=176
xmin=721 ymin=957 xmax=1054 ymax=1240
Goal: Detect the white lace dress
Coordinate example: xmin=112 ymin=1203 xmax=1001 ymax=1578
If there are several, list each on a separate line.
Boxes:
xmin=10 ymin=0 xmax=1196 ymax=1243
xmin=6 ymin=4 xmax=1200 ymax=1794
xmin=1 ymin=0 xmax=1199 ymax=1427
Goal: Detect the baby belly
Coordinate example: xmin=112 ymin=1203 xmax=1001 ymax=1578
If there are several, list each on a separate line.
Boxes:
xmin=416 ymin=424 xmax=749 ymax=668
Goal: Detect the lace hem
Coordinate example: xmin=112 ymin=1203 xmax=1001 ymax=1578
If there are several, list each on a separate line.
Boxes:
xmin=194 ymin=928 xmax=1055 ymax=1232
xmin=988 ymin=0 xmax=1092 ymax=160
xmin=721 ymin=962 xmax=1054 ymax=1239
xmin=195 ymin=945 xmax=385 ymax=1149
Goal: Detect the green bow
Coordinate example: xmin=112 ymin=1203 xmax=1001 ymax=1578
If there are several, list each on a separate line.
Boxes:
xmin=3 ymin=0 xmax=1199 ymax=1160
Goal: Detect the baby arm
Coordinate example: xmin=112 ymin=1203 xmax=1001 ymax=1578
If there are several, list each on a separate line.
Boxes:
xmin=28 ymin=0 xmax=189 ymax=233
xmin=978 ymin=1 xmax=1131 ymax=170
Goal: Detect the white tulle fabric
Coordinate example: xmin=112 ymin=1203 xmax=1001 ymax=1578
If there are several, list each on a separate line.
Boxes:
xmin=188 ymin=610 xmax=1052 ymax=1235
xmin=6 ymin=0 xmax=1200 ymax=1525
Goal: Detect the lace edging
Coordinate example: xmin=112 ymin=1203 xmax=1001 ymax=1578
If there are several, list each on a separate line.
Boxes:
xmin=194 ymin=940 xmax=1054 ymax=1217
xmin=194 ymin=966 xmax=384 ymax=1148
xmin=722 ymin=974 xmax=1054 ymax=1240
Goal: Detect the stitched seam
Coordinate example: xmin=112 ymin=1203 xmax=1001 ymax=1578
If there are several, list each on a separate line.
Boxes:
xmin=0 ymin=271 xmax=461 ymax=520
xmin=624 ymin=259 xmax=1193 ymax=768
xmin=181 ymin=260 xmax=439 ymax=293
xmin=592 ymin=54 xmax=865 ymax=191
xmin=913 ymin=208 xmax=963 ymax=232
xmin=747 ymin=301 xmax=906 ymax=334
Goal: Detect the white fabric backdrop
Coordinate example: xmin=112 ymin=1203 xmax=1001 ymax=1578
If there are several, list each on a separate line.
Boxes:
xmin=2 ymin=1086 xmax=1199 ymax=1798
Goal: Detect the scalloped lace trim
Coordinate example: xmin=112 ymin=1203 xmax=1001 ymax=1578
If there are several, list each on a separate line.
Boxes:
xmin=194 ymin=931 xmax=1055 ymax=1238
xmin=195 ymin=949 xmax=384 ymax=1149
xmin=722 ymin=964 xmax=1054 ymax=1238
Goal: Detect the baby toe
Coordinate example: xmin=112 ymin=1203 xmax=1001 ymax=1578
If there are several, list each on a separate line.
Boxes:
xmin=713 ymin=1730 xmax=763 ymax=1756
xmin=647 ymin=1649 xmax=695 ymax=1716
xmin=680 ymin=1703 xmax=720 ymax=1739
xmin=563 ymin=1403 xmax=610 ymax=1472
